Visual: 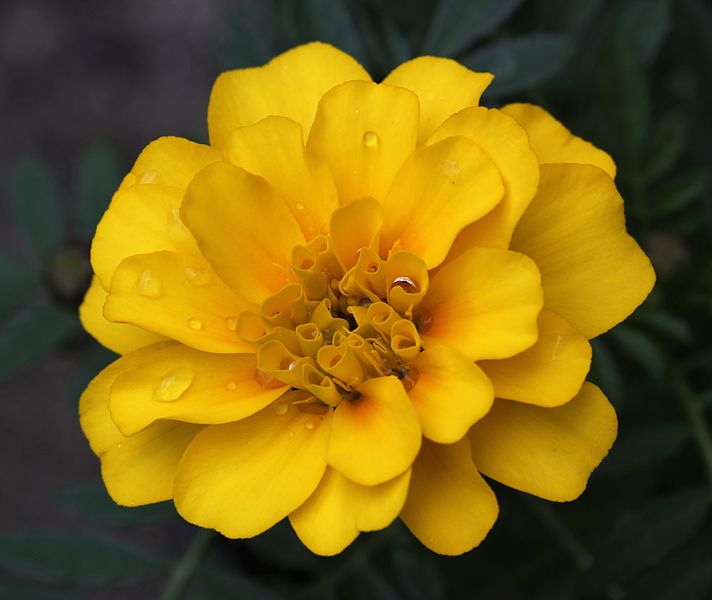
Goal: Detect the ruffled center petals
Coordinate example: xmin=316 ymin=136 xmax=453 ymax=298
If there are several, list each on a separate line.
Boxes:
xmin=400 ymin=438 xmax=498 ymax=556
xmin=510 ymin=164 xmax=655 ymax=339
xmin=223 ymin=116 xmax=338 ymax=240
xmin=181 ymin=162 xmax=305 ymax=304
xmin=208 ymin=42 xmax=371 ymax=147
xmin=108 ymin=344 xmax=288 ymax=436
xmin=174 ymin=397 xmax=333 ymax=539
xmin=469 ymin=382 xmax=618 ymax=502
xmin=330 ymin=197 xmax=383 ymax=271
xmin=479 ymin=309 xmax=592 ymax=407
xmin=327 ymin=376 xmax=421 ymax=486
xmin=380 ymin=136 xmax=503 ymax=268
xmin=289 ymin=467 xmax=410 ymax=556
xmin=307 ymin=80 xmax=420 ymax=205
xmin=104 ymin=251 xmax=256 ymax=354
xmin=383 ymin=56 xmax=493 ymax=143
xmin=407 ymin=346 xmax=493 ymax=444
xmin=429 ymin=107 xmax=539 ymax=251
xmin=419 ymin=247 xmax=543 ymax=361
xmin=79 ymin=348 xmax=204 ymax=506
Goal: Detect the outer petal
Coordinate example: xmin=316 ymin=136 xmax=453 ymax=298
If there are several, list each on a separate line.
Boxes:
xmin=289 ymin=468 xmax=410 ymax=556
xmin=182 ymin=162 xmax=305 ymax=304
xmin=429 ymin=107 xmax=539 ymax=250
xmin=104 ymin=251 xmax=255 ymax=354
xmin=79 ymin=348 xmax=203 ymax=506
xmin=174 ymin=400 xmax=332 ymax=538
xmin=109 ymin=344 xmax=287 ymax=436
xmin=479 ymin=309 xmax=591 ymax=407
xmin=330 ymin=197 xmax=383 ymax=270
xmin=327 ymin=376 xmax=421 ymax=486
xmin=469 ymin=382 xmax=617 ymax=502
xmin=380 ymin=136 xmax=503 ymax=268
xmin=208 ymin=42 xmax=371 ymax=147
xmin=420 ymin=247 xmax=543 ymax=360
xmin=501 ymin=103 xmax=616 ymax=178
xmin=223 ymin=116 xmax=338 ymax=240
xmin=408 ymin=346 xmax=493 ymax=444
xmin=307 ymin=80 xmax=420 ymax=204
xmin=510 ymin=164 xmax=655 ymax=339
xmin=79 ymin=276 xmax=166 ymax=355
xmin=401 ymin=438 xmax=498 ymax=556
xmin=382 ymin=57 xmax=493 ymax=143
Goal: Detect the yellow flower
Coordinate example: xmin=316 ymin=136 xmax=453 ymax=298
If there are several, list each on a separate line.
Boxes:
xmin=79 ymin=42 xmax=655 ymax=556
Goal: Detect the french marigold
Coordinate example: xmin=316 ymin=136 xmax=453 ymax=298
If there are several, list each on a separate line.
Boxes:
xmin=79 ymin=42 xmax=655 ymax=556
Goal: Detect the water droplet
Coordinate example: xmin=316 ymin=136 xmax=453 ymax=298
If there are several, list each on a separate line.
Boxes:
xmin=273 ymin=400 xmax=289 ymax=415
xmin=154 ymin=368 xmax=194 ymax=402
xmin=440 ymin=159 xmax=460 ymax=179
xmin=185 ymin=266 xmax=211 ymax=287
xmin=167 ymin=207 xmax=189 ymax=242
xmin=226 ymin=381 xmax=237 ymax=391
xmin=187 ymin=317 xmax=203 ymax=330
xmin=362 ymin=131 xmax=379 ymax=148
xmin=116 ymin=443 xmax=123 ymax=449
xmin=391 ymin=276 xmax=420 ymax=294
xmin=224 ymin=316 xmax=238 ymax=331
xmin=138 ymin=171 xmax=158 ymax=184
xmin=295 ymin=201 xmax=305 ymax=211
xmin=136 ymin=269 xmax=162 ymax=298
xmin=303 ymin=420 xmax=315 ymax=430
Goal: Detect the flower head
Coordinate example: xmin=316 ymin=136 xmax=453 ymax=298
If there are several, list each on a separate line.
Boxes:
xmin=79 ymin=43 xmax=655 ymax=555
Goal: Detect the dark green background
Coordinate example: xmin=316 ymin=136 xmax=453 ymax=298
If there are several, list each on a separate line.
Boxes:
xmin=1 ymin=0 xmax=711 ymax=598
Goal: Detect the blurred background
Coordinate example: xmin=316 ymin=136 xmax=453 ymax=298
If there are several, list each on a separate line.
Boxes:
xmin=1 ymin=0 xmax=711 ymax=598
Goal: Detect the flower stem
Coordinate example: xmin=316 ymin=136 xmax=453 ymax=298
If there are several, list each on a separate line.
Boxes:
xmin=159 ymin=528 xmax=216 ymax=600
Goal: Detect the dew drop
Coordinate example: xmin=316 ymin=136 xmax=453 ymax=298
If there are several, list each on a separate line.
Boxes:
xmin=440 ymin=159 xmax=461 ymax=179
xmin=303 ymin=420 xmax=315 ymax=431
xmin=224 ymin=316 xmax=238 ymax=331
xmin=167 ymin=208 xmax=190 ymax=242
xmin=136 ymin=269 xmax=162 ymax=298
xmin=295 ymin=201 xmax=305 ymax=211
xmin=362 ymin=131 xmax=379 ymax=148
xmin=154 ymin=368 xmax=194 ymax=402
xmin=226 ymin=381 xmax=238 ymax=391
xmin=187 ymin=317 xmax=203 ymax=330
xmin=273 ymin=400 xmax=289 ymax=416
xmin=185 ymin=266 xmax=211 ymax=287
xmin=391 ymin=276 xmax=420 ymax=294
xmin=138 ymin=171 xmax=158 ymax=184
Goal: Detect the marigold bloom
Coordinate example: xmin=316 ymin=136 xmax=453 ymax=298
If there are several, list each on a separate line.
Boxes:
xmin=79 ymin=42 xmax=655 ymax=555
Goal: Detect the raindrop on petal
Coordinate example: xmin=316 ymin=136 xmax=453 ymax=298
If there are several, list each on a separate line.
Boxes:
xmin=187 ymin=317 xmax=203 ymax=330
xmin=362 ymin=131 xmax=379 ymax=148
xmin=224 ymin=316 xmax=238 ymax=331
xmin=136 ymin=269 xmax=162 ymax=298
xmin=273 ymin=400 xmax=289 ymax=415
xmin=391 ymin=276 xmax=420 ymax=294
xmin=184 ymin=266 xmax=211 ymax=287
xmin=154 ymin=368 xmax=194 ymax=402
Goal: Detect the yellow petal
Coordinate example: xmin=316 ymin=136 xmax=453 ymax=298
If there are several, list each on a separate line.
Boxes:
xmin=469 ymin=382 xmax=617 ymax=502
xmin=223 ymin=116 xmax=338 ymax=240
xmin=119 ymin=136 xmax=221 ymax=191
xmin=91 ymin=183 xmax=200 ymax=289
xmin=174 ymin=401 xmax=332 ymax=538
xmin=380 ymin=136 xmax=503 ymax=268
xmin=104 ymin=251 xmax=255 ymax=354
xmin=79 ymin=276 xmax=166 ymax=355
xmin=109 ymin=344 xmax=287 ymax=436
xmin=307 ymin=80 xmax=420 ymax=204
xmin=208 ymin=42 xmax=371 ymax=147
xmin=327 ymin=376 xmax=421 ymax=486
xmin=181 ymin=162 xmax=304 ymax=304
xmin=79 ymin=348 xmax=203 ymax=506
xmin=510 ymin=164 xmax=655 ymax=338
xmin=382 ymin=56 xmax=493 ymax=143
xmin=429 ymin=107 xmax=539 ymax=250
xmin=401 ymin=438 xmax=498 ymax=555
xmin=501 ymin=103 xmax=616 ymax=178
xmin=479 ymin=309 xmax=591 ymax=407
xmin=420 ymin=247 xmax=543 ymax=360
xmin=408 ymin=346 xmax=493 ymax=444
xmin=330 ymin=197 xmax=383 ymax=271
xmin=290 ymin=468 xmax=410 ymax=556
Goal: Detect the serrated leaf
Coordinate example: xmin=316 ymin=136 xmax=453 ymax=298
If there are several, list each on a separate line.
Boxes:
xmin=0 ymin=250 xmax=40 ymax=318
xmin=422 ymin=0 xmax=525 ymax=56
xmin=75 ymin=143 xmax=122 ymax=238
xmin=644 ymin=111 xmax=686 ymax=181
xmin=581 ymin=489 xmax=710 ymax=590
xmin=617 ymin=0 xmax=673 ymax=64
xmin=608 ymin=326 xmax=666 ymax=378
xmin=0 ymin=531 xmax=168 ymax=585
xmin=0 ymin=302 xmax=77 ymax=379
xmin=462 ymin=34 xmax=572 ymax=97
xmin=652 ymin=168 xmax=709 ymax=217
xmin=8 ymin=157 xmax=65 ymax=260
xmin=601 ymin=424 xmax=688 ymax=476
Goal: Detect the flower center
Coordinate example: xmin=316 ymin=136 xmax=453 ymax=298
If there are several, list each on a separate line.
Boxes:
xmin=240 ymin=234 xmax=431 ymax=407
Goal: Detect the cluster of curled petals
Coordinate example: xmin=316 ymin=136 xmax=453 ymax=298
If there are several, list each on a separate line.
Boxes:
xmin=79 ymin=42 xmax=655 ymax=556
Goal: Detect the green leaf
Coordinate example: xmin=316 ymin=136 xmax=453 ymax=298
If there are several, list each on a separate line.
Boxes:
xmin=617 ymin=0 xmax=673 ymax=64
xmin=223 ymin=2 xmax=276 ymax=69
xmin=608 ymin=326 xmax=666 ymax=378
xmin=589 ymin=338 xmax=623 ymax=406
xmin=633 ymin=308 xmax=692 ymax=344
xmin=644 ymin=111 xmax=686 ymax=181
xmin=601 ymin=424 xmax=688 ymax=476
xmin=462 ymin=34 xmax=572 ymax=98
xmin=0 ymin=250 xmax=40 ymax=318
xmin=652 ymin=168 xmax=710 ymax=217
xmin=188 ymin=566 xmax=281 ymax=600
xmin=8 ymin=157 xmax=65 ymax=260
xmin=0 ymin=302 xmax=77 ymax=379
xmin=75 ymin=143 xmax=122 ymax=238
xmin=59 ymin=484 xmax=176 ymax=527
xmin=0 ymin=584 xmax=89 ymax=600
xmin=581 ymin=488 xmax=710 ymax=590
xmin=422 ymin=0 xmax=525 ymax=56
xmin=0 ymin=531 xmax=169 ymax=585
